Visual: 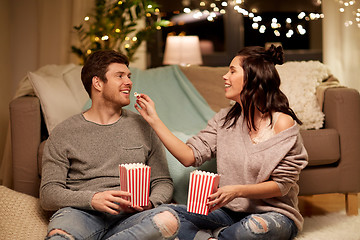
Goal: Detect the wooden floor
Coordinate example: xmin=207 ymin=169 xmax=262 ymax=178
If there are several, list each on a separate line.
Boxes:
xmin=298 ymin=193 xmax=360 ymax=217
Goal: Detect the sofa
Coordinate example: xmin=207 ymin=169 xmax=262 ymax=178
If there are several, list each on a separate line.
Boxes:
xmin=5 ymin=63 xmax=360 ymax=236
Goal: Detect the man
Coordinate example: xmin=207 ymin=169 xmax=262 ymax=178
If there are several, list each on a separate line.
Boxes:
xmin=40 ymin=50 xmax=178 ymax=240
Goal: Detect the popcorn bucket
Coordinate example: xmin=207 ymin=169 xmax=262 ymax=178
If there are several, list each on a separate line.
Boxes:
xmin=187 ymin=170 xmax=220 ymax=215
xmin=119 ymin=163 xmax=151 ymax=207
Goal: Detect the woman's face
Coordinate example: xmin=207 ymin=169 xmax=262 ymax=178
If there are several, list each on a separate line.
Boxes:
xmin=223 ymin=56 xmax=244 ymax=103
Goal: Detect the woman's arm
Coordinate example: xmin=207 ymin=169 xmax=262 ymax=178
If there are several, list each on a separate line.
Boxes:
xmin=208 ymin=181 xmax=282 ymax=212
xmin=135 ymin=94 xmax=196 ymax=167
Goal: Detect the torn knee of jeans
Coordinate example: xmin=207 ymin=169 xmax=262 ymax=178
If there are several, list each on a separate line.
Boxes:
xmin=153 ymin=210 xmax=179 ymax=238
xmin=47 ymin=229 xmax=75 ymax=240
xmin=248 ymin=215 xmax=269 ymax=234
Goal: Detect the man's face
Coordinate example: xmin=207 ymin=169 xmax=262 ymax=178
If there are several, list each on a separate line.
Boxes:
xmin=101 ymin=63 xmax=132 ymax=107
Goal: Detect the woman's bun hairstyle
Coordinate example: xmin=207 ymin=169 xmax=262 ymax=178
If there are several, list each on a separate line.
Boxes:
xmin=266 ymin=44 xmax=284 ymax=65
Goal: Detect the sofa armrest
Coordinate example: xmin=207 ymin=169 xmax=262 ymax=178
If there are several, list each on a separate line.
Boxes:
xmin=323 ymin=87 xmax=360 ymax=192
xmin=10 ymin=96 xmax=42 ymax=197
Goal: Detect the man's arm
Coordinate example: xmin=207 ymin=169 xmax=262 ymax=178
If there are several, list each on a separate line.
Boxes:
xmin=39 ymin=138 xmax=96 ymax=211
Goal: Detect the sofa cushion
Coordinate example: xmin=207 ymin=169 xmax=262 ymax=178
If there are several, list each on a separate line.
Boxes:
xmin=276 ymin=61 xmax=331 ymax=130
xmin=300 ymin=129 xmax=340 ymax=166
xmin=0 ymin=186 xmax=48 ymax=239
xmin=28 ymin=64 xmax=89 ymax=134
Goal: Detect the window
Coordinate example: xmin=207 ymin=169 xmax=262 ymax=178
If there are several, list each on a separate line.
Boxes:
xmin=148 ymin=0 xmax=323 ymax=67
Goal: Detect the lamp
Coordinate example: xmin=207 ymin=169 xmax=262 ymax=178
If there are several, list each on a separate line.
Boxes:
xmin=163 ymin=36 xmax=203 ymax=66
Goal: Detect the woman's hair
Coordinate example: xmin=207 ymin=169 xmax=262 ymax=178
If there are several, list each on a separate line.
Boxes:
xmin=223 ymin=45 xmax=302 ymax=130
xmin=81 ymin=50 xmax=129 ymax=97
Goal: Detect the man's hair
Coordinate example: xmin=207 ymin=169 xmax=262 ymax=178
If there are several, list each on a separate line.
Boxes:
xmin=81 ymin=50 xmax=129 ymax=97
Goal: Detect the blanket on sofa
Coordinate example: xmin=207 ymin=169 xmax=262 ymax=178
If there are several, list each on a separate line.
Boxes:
xmin=125 ymin=66 xmax=215 ymax=134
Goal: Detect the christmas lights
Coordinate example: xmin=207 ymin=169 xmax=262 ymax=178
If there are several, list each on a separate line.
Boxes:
xmin=338 ymin=0 xmax=360 ymax=28
xmin=174 ymin=0 xmax=324 ymax=38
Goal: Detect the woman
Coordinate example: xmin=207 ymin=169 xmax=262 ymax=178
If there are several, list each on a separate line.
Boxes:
xmin=135 ymin=45 xmax=308 ymax=240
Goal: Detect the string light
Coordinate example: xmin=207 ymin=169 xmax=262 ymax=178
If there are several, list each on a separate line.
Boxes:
xmin=184 ymin=7 xmax=191 ymax=13
xmin=297 ymin=25 xmax=306 ymax=35
xmin=170 ymin=0 xmax=326 ymax=37
xmin=286 ymin=29 xmax=294 ymax=38
xmin=253 ymin=16 xmax=262 ymax=22
xmin=338 ymin=0 xmax=360 ymax=28
xmin=259 ymin=25 xmax=266 ymax=33
xmin=298 ymin=12 xmax=306 ymax=19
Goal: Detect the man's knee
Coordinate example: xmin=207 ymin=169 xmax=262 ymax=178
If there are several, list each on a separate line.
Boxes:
xmin=47 ymin=229 xmax=75 ymax=240
xmin=153 ymin=210 xmax=179 ymax=238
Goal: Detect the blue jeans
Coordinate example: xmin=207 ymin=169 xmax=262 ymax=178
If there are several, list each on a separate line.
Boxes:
xmin=46 ymin=206 xmax=179 ymax=240
xmin=167 ymin=204 xmax=298 ymax=240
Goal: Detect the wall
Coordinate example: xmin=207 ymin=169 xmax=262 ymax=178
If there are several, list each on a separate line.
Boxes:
xmin=0 ymin=0 xmax=39 ymax=175
xmin=0 ymin=0 xmax=12 ymax=166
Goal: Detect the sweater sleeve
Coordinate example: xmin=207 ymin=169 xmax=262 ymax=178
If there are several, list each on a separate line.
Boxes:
xmin=186 ymin=111 xmax=220 ymax=167
xmin=40 ymin=138 xmax=95 ymax=211
xmin=271 ymin=133 xmax=308 ymax=196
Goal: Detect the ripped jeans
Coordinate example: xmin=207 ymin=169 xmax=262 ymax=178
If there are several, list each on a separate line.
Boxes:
xmin=46 ymin=206 xmax=179 ymax=240
xmin=167 ymin=204 xmax=297 ymax=240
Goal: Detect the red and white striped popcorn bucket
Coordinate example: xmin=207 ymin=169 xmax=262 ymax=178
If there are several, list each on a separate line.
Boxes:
xmin=119 ymin=163 xmax=151 ymax=207
xmin=187 ymin=170 xmax=220 ymax=215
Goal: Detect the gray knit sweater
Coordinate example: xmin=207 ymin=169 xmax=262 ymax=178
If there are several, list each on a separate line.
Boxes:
xmin=40 ymin=109 xmax=173 ymax=211
xmin=187 ymin=108 xmax=308 ymax=231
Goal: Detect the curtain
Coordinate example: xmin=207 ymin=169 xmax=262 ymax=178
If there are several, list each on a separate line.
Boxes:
xmin=322 ymin=0 xmax=360 ymax=92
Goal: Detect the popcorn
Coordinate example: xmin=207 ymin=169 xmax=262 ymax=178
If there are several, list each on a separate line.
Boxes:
xmin=119 ymin=163 xmax=151 ymax=207
xmin=187 ymin=170 xmax=220 ymax=215
xmin=134 ymin=92 xmax=141 ymax=98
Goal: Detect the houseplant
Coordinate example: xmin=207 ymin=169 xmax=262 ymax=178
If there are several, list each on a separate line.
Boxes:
xmin=71 ymin=0 xmax=169 ymax=64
